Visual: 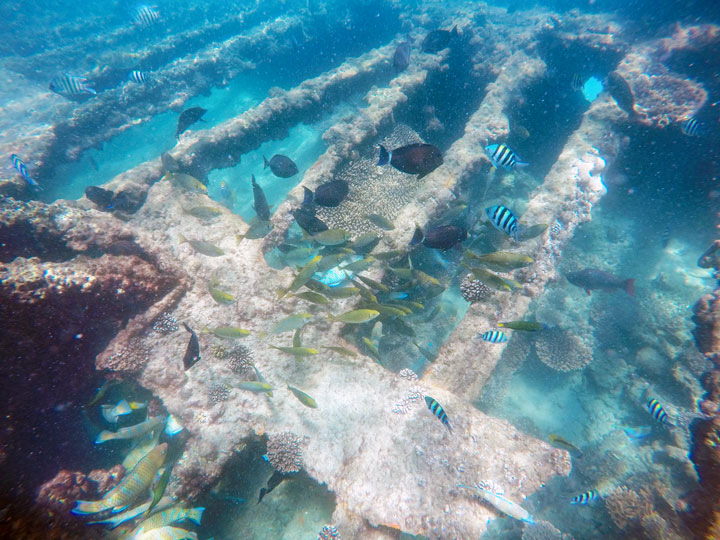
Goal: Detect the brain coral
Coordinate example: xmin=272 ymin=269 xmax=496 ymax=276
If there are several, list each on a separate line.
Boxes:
xmin=535 ymin=328 xmax=594 ymax=372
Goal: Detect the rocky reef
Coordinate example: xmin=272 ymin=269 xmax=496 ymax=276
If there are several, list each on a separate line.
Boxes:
xmin=1 ymin=2 xmax=718 ymax=539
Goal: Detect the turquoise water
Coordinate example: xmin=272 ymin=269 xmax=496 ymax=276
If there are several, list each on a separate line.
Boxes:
xmin=2 ymin=1 xmax=719 ymax=539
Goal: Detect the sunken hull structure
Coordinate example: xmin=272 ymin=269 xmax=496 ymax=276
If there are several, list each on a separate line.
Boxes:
xmin=1 ymin=1 xmax=718 ymax=539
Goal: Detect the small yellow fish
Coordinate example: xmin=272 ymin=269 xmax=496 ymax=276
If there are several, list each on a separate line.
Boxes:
xmin=183 ymin=206 xmax=222 ymax=219
xmin=179 ymin=234 xmax=224 ymax=257
xmin=322 ymin=286 xmax=359 ymax=299
xmin=365 ymin=213 xmax=394 ymax=230
xmin=270 ymin=345 xmax=319 ymax=357
xmin=311 ymin=228 xmax=350 ymax=246
xmin=322 ymin=345 xmax=357 ymax=357
xmin=270 ymin=313 xmax=312 ymax=334
xmin=208 ymin=281 xmax=236 ymax=304
xmin=234 ymin=381 xmax=274 ymax=393
xmin=287 ymin=385 xmax=318 ymax=408
xmin=329 ymin=309 xmax=380 ymax=324
xmin=292 ymin=291 xmax=329 ymax=304
xmin=362 ymin=337 xmax=381 ymax=362
xmin=203 ymin=326 xmax=250 ymax=338
xmin=165 ymin=173 xmax=207 ymax=193
xmin=548 ymin=434 xmax=583 ymax=456
xmin=283 ymin=255 xmax=322 ymax=297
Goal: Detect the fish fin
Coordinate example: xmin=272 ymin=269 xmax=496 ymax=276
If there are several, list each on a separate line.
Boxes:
xmin=377 ymin=145 xmax=390 ymax=166
xmin=515 ymin=160 xmax=529 ymax=167
xmin=585 ymin=289 xmax=592 ymax=296
xmin=263 ymin=156 xmax=269 ymax=169
xmin=186 ymin=507 xmax=205 ymax=525
xmin=236 ymin=234 xmax=246 ymax=244
xmin=410 ymin=225 xmax=423 ymax=246
xmin=451 ymin=25 xmax=458 ymax=36
xmin=178 ymin=233 xmax=187 ymax=244
xmin=624 ymin=279 xmax=635 ymax=297
xmin=302 ymin=187 xmax=314 ymax=206
xmin=94 ymin=430 xmax=114 ymax=444
xmin=417 ymin=171 xmax=429 ymax=179
xmin=251 ymin=174 xmax=257 ymax=186
xmin=71 ymin=500 xmax=105 ymax=515
xmin=114 ymin=399 xmax=132 ymax=415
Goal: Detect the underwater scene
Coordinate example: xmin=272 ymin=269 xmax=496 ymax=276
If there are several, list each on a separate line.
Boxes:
xmin=2 ymin=0 xmax=720 ymax=539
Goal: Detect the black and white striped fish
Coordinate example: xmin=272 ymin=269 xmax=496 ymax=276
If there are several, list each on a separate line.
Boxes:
xmin=681 ymin=117 xmax=704 ymax=137
xmin=479 ymin=330 xmax=508 ymax=343
xmin=550 ymin=219 xmax=563 ymax=235
xmin=133 ymin=5 xmax=160 ymax=26
xmin=49 ymin=74 xmax=96 ymax=96
xmin=485 ymin=205 xmax=520 ymax=240
xmin=425 ymin=396 xmax=452 ymax=433
xmin=647 ymin=397 xmax=671 ymax=425
xmin=570 ymin=491 xmax=598 ymax=505
xmin=10 ymin=154 xmax=41 ymax=190
xmin=129 ymin=70 xmax=148 ymax=83
xmin=571 ymin=73 xmax=584 ymax=91
xmin=484 ymin=143 xmax=528 ymax=170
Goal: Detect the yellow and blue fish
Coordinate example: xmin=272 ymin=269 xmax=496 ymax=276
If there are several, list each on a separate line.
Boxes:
xmin=425 ymin=396 xmax=452 ymax=433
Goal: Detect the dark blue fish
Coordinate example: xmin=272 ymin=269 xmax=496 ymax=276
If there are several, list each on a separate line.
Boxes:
xmin=85 ymin=186 xmax=114 ymax=210
xmin=479 ymin=330 xmax=508 ymax=343
xmin=485 ymin=144 xmax=528 ymax=170
xmin=10 ymin=154 xmax=41 ymax=190
xmin=566 ymin=268 xmax=634 ymax=296
xmin=424 ymin=396 xmax=452 ymax=433
xmin=647 ymin=398 xmax=670 ymax=425
xmin=393 ymin=41 xmax=411 ymax=72
xmin=134 ymin=5 xmax=160 ymax=26
xmin=129 ymin=70 xmax=148 ymax=83
xmin=264 ymin=154 xmax=298 ymax=178
xmin=251 ymin=175 xmax=271 ymax=221
xmin=182 ymin=323 xmax=201 ymax=370
xmin=49 ymin=74 xmax=96 ymax=96
xmin=485 ymin=205 xmax=519 ymax=240
xmin=410 ymin=224 xmax=466 ymax=250
xmin=570 ymin=491 xmax=598 ymax=505
xmin=304 ymin=180 xmax=349 ymax=207
xmin=606 ymin=72 xmax=636 ymax=118
xmin=422 ymin=26 xmax=458 ymax=53
xmin=681 ymin=117 xmax=704 ymax=137
xmin=378 ymin=143 xmax=443 ymax=178
xmin=176 ymin=107 xmax=207 ymax=139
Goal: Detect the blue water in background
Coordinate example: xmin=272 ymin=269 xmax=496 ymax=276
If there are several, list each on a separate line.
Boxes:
xmin=2 ymin=0 xmax=720 ymax=539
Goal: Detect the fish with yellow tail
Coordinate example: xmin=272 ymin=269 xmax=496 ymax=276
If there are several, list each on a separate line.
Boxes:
xmin=95 ymin=416 xmax=165 ymax=444
xmin=458 ymin=483 xmax=534 ymax=524
xmin=72 ymin=443 xmax=167 ymax=515
xmin=287 ymin=385 xmax=318 ymax=408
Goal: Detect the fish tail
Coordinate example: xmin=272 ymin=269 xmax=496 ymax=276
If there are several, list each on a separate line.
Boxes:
xmin=186 ymin=507 xmax=205 ymax=525
xmin=302 ymin=186 xmax=314 ymax=206
xmin=85 ymin=87 xmax=97 ymax=95
xmin=178 ymin=233 xmax=187 ymax=245
xmin=515 ymin=159 xmax=529 ymax=167
xmin=71 ymin=500 xmax=106 ymax=515
xmin=263 ymin=156 xmax=269 ymax=169
xmin=624 ymin=279 xmax=635 ymax=297
xmin=94 ymin=430 xmax=115 ymax=444
xmin=410 ymin=225 xmax=423 ymax=246
xmin=377 ymin=145 xmax=390 ymax=166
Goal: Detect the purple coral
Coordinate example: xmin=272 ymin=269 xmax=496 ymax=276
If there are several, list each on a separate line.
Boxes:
xmin=266 ymin=432 xmax=304 ymax=474
xmin=318 ymin=524 xmax=340 ymax=539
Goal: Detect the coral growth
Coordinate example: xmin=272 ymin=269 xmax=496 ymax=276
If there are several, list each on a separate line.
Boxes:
xmin=36 ymin=465 xmax=124 ymax=515
xmin=460 ymin=274 xmax=493 ymax=303
xmin=152 ymin=312 xmax=179 ymax=335
xmin=209 ymin=383 xmax=230 ymax=404
xmin=318 ymin=525 xmax=341 ymax=539
xmin=535 ymin=328 xmax=594 ymax=372
xmin=265 ymin=432 xmax=304 ymax=474
xmin=522 ymin=520 xmax=570 ymax=540
xmin=226 ymin=344 xmax=255 ymax=375
xmin=604 ymin=485 xmax=654 ymax=531
xmin=100 ymin=336 xmax=152 ymax=373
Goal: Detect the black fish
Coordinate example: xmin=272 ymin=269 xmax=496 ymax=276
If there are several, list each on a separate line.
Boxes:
xmin=182 ymin=323 xmax=201 ymax=370
xmin=306 ymin=179 xmax=349 ymax=207
xmin=422 ymin=26 xmax=458 ymax=53
xmin=111 ymin=189 xmax=146 ymax=214
xmin=106 ymin=239 xmax=149 ymax=260
xmin=378 ymin=143 xmax=443 ymax=178
xmin=85 ymin=186 xmax=115 ymax=209
xmin=263 ymin=154 xmax=298 ymax=178
xmin=176 ymin=107 xmax=207 ymax=139
xmin=161 ymin=152 xmax=181 ymax=173
xmin=292 ymin=206 xmax=328 ymax=234
xmin=393 ymin=41 xmax=411 ymax=72
xmin=257 ymin=470 xmax=285 ymax=504
xmin=411 ymin=224 xmax=467 ymax=250
xmin=566 ymin=268 xmax=635 ymax=296
xmin=605 ymin=72 xmax=636 ymax=118
xmin=251 ymin=175 xmax=271 ymax=221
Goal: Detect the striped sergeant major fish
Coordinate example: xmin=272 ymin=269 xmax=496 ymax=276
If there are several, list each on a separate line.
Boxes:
xmin=681 ymin=117 xmax=704 ymax=137
xmin=10 ymin=154 xmax=41 ymax=190
xmin=129 ymin=70 xmax=149 ymax=83
xmin=485 ymin=143 xmax=528 ymax=171
xmin=570 ymin=490 xmax=598 ymax=505
xmin=479 ymin=330 xmax=508 ymax=343
xmin=49 ymin=74 xmax=96 ymax=96
xmin=424 ymin=395 xmax=452 ymax=433
xmin=485 ymin=205 xmax=520 ymax=240
xmin=134 ymin=5 xmax=160 ymax=26
xmin=72 ymin=443 xmax=167 ymax=515
xmin=647 ymin=397 xmax=672 ymax=425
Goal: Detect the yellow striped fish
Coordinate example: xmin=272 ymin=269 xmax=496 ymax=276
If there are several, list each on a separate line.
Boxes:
xmin=72 ymin=443 xmax=167 ymax=515
xmin=95 ymin=416 xmax=164 ymax=444
xmin=131 ymin=506 xmax=205 ymax=536
xmin=133 ymin=526 xmax=198 ymax=540
xmin=88 ymin=495 xmax=174 ymax=528
xmin=122 ymin=428 xmax=162 ymax=470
